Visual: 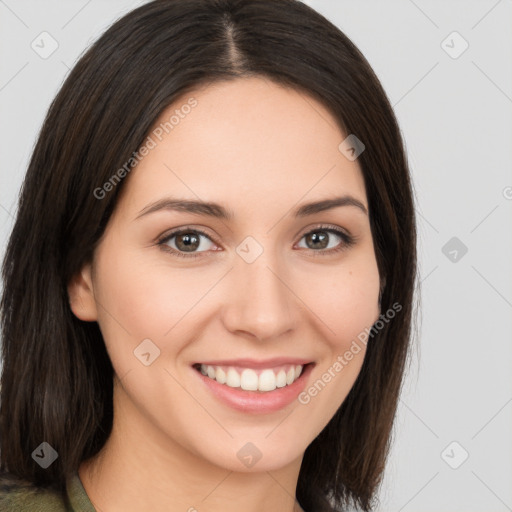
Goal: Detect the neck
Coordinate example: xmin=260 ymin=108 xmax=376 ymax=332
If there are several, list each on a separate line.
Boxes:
xmin=79 ymin=381 xmax=305 ymax=512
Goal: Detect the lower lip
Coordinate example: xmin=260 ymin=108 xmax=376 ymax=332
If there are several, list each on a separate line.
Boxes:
xmin=193 ymin=363 xmax=314 ymax=414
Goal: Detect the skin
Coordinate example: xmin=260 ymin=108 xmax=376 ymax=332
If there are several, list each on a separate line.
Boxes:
xmin=68 ymin=76 xmax=381 ymax=512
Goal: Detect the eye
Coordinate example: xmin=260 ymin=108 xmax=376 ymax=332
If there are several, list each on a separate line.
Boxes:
xmin=296 ymin=225 xmax=355 ymax=256
xmin=157 ymin=224 xmax=355 ymax=259
xmin=157 ymin=228 xmax=217 ymax=259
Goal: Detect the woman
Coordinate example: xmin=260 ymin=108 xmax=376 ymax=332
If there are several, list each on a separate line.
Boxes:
xmin=0 ymin=0 xmax=417 ymax=510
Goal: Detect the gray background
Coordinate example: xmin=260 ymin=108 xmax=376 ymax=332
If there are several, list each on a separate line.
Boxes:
xmin=1 ymin=1 xmax=511 ymax=511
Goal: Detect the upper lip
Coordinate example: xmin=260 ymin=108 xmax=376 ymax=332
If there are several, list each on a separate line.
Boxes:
xmin=193 ymin=358 xmax=314 ymax=369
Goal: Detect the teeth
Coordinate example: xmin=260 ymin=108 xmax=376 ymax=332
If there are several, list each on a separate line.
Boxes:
xmin=240 ymin=369 xmax=259 ymax=391
xmin=276 ymin=370 xmax=287 ymax=388
xmin=226 ymin=367 xmax=241 ymax=388
xmin=198 ymin=363 xmax=305 ymax=392
xmin=259 ymin=369 xmax=277 ymax=391
xmin=215 ymin=367 xmax=227 ymax=384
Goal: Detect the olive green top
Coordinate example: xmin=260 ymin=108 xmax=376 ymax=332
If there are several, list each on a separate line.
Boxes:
xmin=0 ymin=471 xmax=310 ymax=511
xmin=0 ymin=471 xmax=96 ymax=511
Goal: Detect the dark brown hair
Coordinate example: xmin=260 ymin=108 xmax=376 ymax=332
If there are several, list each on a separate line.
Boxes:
xmin=0 ymin=1 xmax=417 ymax=510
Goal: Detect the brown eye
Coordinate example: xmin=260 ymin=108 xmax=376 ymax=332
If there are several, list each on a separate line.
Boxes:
xmin=297 ymin=226 xmax=355 ymax=256
xmin=174 ymin=232 xmax=201 ymax=252
xmin=158 ymin=228 xmax=216 ymax=258
xmin=303 ymin=231 xmax=330 ymax=250
xmin=157 ymin=224 xmax=355 ymax=260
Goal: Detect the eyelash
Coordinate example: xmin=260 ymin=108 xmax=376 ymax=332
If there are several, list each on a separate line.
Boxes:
xmin=156 ymin=224 xmax=356 ymax=259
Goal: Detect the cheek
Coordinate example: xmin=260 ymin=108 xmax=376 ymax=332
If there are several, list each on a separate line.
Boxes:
xmin=292 ymin=257 xmax=380 ymax=427
xmin=299 ymin=252 xmax=381 ymax=346
xmin=94 ymin=234 xmax=380 ymax=375
xmin=96 ymin=247 xmax=380 ymax=333
xmin=89 ymin=232 xmax=382 ymax=462
xmin=92 ymin=245 xmax=219 ymax=358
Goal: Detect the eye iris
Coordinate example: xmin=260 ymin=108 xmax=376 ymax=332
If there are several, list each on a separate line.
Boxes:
xmin=176 ymin=232 xmax=200 ymax=252
xmin=306 ymin=231 xmax=328 ymax=249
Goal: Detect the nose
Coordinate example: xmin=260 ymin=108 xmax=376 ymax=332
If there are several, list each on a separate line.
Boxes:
xmin=221 ymin=251 xmax=300 ymax=341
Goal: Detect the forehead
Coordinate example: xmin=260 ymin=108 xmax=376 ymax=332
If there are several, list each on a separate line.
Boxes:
xmin=118 ymin=77 xmax=367 ymax=218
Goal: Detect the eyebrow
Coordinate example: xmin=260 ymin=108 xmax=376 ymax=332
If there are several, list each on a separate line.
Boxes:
xmin=135 ymin=195 xmax=368 ymax=221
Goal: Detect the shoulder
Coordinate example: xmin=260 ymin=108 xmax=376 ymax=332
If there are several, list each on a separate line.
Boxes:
xmin=0 ymin=471 xmax=68 ymax=511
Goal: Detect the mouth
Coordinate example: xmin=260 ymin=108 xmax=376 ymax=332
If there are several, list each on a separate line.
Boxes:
xmin=191 ymin=361 xmax=315 ymax=414
xmin=192 ymin=361 xmax=314 ymax=393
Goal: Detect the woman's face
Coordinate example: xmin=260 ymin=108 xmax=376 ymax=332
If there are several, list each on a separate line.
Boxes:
xmin=71 ymin=77 xmax=380 ymax=473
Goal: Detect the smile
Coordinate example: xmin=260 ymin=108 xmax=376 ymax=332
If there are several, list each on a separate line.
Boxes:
xmin=194 ymin=363 xmax=304 ymax=392
xmin=192 ymin=362 xmax=315 ymax=414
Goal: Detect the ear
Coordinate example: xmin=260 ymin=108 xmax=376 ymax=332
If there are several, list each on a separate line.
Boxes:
xmin=67 ymin=262 xmax=98 ymax=321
